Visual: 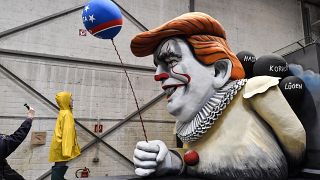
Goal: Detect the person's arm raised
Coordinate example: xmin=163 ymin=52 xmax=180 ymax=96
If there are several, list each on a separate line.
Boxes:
xmin=0 ymin=107 xmax=35 ymax=159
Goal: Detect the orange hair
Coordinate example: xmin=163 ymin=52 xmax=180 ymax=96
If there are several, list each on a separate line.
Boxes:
xmin=130 ymin=12 xmax=245 ymax=79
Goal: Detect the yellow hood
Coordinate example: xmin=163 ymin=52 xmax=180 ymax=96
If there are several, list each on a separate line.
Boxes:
xmin=56 ymin=91 xmax=72 ymax=110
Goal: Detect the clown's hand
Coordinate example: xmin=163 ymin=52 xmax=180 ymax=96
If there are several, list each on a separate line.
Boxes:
xmin=133 ymin=140 xmax=182 ymax=177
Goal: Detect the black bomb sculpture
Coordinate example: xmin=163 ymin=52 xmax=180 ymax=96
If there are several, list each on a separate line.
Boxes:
xmin=236 ymin=51 xmax=256 ymax=78
xmin=251 ymin=54 xmax=305 ymax=106
xmin=279 ymin=76 xmax=305 ymax=104
xmin=253 ymin=54 xmax=289 ymax=78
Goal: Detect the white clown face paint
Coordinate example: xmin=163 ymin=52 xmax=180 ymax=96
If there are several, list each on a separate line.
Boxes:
xmin=154 ymin=38 xmax=221 ymax=122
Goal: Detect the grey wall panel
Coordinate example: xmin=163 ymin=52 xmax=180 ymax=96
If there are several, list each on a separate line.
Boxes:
xmin=114 ymin=0 xmax=189 ymax=29
xmin=0 ymin=0 xmax=87 ymax=32
xmin=195 ymin=0 xmax=304 ymax=57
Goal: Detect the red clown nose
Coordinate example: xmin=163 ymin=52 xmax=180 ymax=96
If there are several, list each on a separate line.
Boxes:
xmin=184 ymin=150 xmax=199 ymax=166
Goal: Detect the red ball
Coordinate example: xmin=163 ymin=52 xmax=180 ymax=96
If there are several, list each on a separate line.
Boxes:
xmin=184 ymin=150 xmax=199 ymax=166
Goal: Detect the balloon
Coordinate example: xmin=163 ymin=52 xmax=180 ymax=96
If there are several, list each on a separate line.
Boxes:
xmin=82 ymin=0 xmax=123 ymax=39
xmin=279 ymin=76 xmax=305 ymax=104
xmin=253 ymin=54 xmax=288 ymax=78
xmin=236 ymin=51 xmax=256 ymax=78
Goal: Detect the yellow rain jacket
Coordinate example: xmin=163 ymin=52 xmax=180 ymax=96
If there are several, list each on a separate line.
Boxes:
xmin=49 ymin=92 xmax=81 ymax=162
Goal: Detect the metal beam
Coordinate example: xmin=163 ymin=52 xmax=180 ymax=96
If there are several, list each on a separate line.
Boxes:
xmin=189 ymin=0 xmax=195 ymax=12
xmin=0 ymin=63 xmax=59 ymax=110
xmin=272 ymin=38 xmax=309 ymax=54
xmin=81 ymin=92 xmax=166 ymax=153
xmin=301 ymin=0 xmax=313 ymax=44
xmin=0 ymin=1 xmax=148 ymax=40
xmin=297 ymin=41 xmax=304 ymax=48
xmin=305 ymin=0 xmax=320 ymax=8
xmin=0 ymin=48 xmax=156 ymax=72
xmin=0 ymin=5 xmax=84 ymax=39
xmin=0 ymin=116 xmax=174 ymax=124
xmin=111 ymin=0 xmax=149 ymax=31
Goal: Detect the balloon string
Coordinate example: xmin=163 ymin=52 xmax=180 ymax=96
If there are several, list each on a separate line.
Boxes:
xmin=111 ymin=39 xmax=148 ymax=143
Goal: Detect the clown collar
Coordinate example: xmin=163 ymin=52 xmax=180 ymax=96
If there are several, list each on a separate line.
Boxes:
xmin=176 ymin=79 xmax=247 ymax=143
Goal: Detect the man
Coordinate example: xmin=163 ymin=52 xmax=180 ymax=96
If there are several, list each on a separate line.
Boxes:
xmin=0 ymin=107 xmax=35 ymax=180
xmin=131 ymin=12 xmax=306 ymax=179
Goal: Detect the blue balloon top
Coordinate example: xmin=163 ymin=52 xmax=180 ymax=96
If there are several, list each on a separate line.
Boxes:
xmin=82 ymin=0 xmax=123 ymax=39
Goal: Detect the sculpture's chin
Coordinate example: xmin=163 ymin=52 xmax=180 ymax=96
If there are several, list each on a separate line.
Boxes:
xmin=169 ymin=108 xmax=196 ymax=123
xmin=167 ymin=97 xmax=203 ymax=123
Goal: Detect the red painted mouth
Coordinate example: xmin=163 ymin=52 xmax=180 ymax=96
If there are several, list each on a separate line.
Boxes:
xmin=162 ymin=84 xmax=185 ymax=99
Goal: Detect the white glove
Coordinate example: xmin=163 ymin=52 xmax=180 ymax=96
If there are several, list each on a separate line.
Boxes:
xmin=133 ymin=140 xmax=171 ymax=176
xmin=27 ymin=107 xmax=35 ymax=120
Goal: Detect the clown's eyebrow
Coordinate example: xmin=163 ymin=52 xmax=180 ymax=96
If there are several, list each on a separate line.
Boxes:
xmin=157 ymin=40 xmax=182 ymax=60
xmin=155 ymin=49 xmax=181 ymax=66
xmin=157 ymin=50 xmax=182 ymax=62
xmin=154 ymin=39 xmax=182 ymax=66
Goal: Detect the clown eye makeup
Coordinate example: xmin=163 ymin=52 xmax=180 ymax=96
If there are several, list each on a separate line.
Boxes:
xmin=154 ymin=39 xmax=183 ymax=67
xmin=157 ymin=51 xmax=181 ymax=67
xmin=158 ymin=50 xmax=181 ymax=61
xmin=167 ymin=59 xmax=179 ymax=68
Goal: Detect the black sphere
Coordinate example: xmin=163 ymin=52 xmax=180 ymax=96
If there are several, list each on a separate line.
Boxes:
xmin=279 ymin=76 xmax=305 ymax=103
xmin=236 ymin=51 xmax=256 ymax=78
xmin=253 ymin=54 xmax=288 ymax=78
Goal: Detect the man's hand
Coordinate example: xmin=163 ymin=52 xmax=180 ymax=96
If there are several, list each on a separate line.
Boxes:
xmin=27 ymin=107 xmax=35 ymax=120
xmin=133 ymin=140 xmax=169 ymax=176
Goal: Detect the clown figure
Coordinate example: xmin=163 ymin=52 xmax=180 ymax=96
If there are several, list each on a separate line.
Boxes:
xmin=131 ymin=12 xmax=306 ymax=180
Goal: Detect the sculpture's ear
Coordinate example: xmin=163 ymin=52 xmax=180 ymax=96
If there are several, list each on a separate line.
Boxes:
xmin=212 ymin=59 xmax=232 ymax=88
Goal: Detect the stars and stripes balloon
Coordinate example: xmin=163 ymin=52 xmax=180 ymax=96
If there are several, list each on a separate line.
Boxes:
xmin=81 ymin=0 xmax=148 ymax=142
xmin=82 ymin=0 xmax=123 ymax=39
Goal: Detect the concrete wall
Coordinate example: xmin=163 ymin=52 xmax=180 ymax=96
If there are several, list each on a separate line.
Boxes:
xmin=306 ymin=2 xmax=320 ymax=40
xmin=0 ymin=0 xmax=305 ymax=179
xmin=194 ymin=0 xmax=304 ymax=57
xmin=307 ymin=3 xmax=320 ymax=25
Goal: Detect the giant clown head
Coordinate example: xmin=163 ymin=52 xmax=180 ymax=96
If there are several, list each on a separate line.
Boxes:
xmin=131 ymin=12 xmax=245 ymax=122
